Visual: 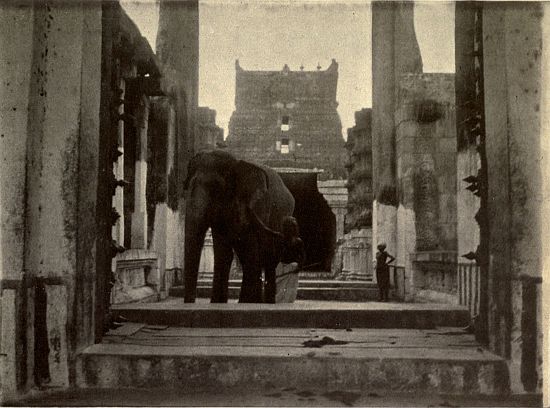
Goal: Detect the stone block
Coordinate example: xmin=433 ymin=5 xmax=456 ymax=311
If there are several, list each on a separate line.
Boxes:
xmin=439 ymin=192 xmax=457 ymax=223
xmin=396 ymin=120 xmax=418 ymax=140
xmin=439 ymin=137 xmax=457 ymax=153
xmin=438 ymin=223 xmax=457 ymax=250
xmin=46 ymin=284 xmax=69 ymax=387
xmin=1 ymin=290 xmax=18 ymax=392
xmin=275 ymin=263 xmax=299 ymax=303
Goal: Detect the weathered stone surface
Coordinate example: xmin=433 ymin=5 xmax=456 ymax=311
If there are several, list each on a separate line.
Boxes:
xmin=482 ymin=2 xmax=544 ymax=394
xmin=77 ymin=327 xmax=508 ymax=395
xmin=275 ymin=263 xmax=299 ymax=303
xmin=195 ymin=107 xmax=223 ymax=151
xmin=112 ymin=298 xmax=469 ymax=329
xmin=393 ymin=73 xmax=457 ymax=302
xmin=345 ymin=109 xmax=373 ymax=232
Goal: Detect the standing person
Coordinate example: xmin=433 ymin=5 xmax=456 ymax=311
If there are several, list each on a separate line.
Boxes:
xmin=266 ymin=216 xmax=305 ymax=303
xmin=375 ymin=243 xmax=395 ymax=302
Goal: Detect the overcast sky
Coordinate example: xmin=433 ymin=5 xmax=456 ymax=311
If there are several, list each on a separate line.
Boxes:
xmin=121 ymin=0 xmax=454 ymax=138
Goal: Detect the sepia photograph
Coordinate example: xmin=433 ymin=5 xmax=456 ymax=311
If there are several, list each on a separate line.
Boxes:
xmin=0 ymin=0 xmax=548 ymax=406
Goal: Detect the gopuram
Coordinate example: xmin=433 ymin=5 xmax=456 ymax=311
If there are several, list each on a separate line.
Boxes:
xmin=226 ymin=60 xmax=347 ymax=180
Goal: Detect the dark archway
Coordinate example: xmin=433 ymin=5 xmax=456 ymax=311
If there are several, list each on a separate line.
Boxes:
xmin=278 ymin=172 xmax=336 ymax=272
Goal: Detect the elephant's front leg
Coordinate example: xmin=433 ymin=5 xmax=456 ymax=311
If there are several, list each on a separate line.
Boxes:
xmin=211 ymin=230 xmax=233 ymax=303
xmin=236 ymin=239 xmax=263 ymax=303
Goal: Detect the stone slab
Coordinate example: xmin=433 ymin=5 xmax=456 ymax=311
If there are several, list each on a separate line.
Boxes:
xmin=76 ymin=326 xmax=508 ymax=395
xmin=6 ymin=388 xmax=541 ymax=407
xmin=171 ymin=280 xmax=383 ymax=301
xmin=111 ymin=298 xmax=469 ymax=329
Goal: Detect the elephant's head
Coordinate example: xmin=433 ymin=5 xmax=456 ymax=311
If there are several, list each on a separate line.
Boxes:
xmin=182 ymin=150 xmax=270 ymax=302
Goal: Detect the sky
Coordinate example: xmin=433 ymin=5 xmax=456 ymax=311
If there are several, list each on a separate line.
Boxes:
xmin=121 ymin=0 xmax=455 ymax=138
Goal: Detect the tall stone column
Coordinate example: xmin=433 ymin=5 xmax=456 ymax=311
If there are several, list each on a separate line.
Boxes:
xmin=112 ymin=78 xmax=125 ymax=245
xmin=541 ymin=6 xmax=550 ymax=405
xmin=371 ymin=1 xmax=423 ymax=268
xmin=0 ymin=1 xmax=35 ymax=392
xmin=156 ymin=0 xmax=199 ymax=196
xmin=1 ymin=1 xmax=102 ymax=389
xmin=483 ymin=2 xmax=544 ymax=394
xmin=131 ymin=96 xmax=150 ymax=249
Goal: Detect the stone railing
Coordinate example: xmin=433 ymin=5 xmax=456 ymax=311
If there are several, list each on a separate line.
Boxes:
xmin=334 ymin=228 xmax=372 ymax=281
xmin=457 ymin=262 xmax=480 ymax=317
xmin=112 ymin=249 xmax=160 ymax=304
xmin=411 ymin=250 xmax=458 ymax=304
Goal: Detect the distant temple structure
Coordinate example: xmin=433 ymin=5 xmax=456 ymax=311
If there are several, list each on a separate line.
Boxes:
xmin=226 ymin=59 xmax=347 ymax=180
xmin=195 ymin=107 xmax=224 ymax=151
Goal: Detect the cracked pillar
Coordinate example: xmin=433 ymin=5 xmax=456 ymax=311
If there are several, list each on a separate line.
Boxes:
xmin=131 ymin=96 xmax=150 ymax=249
xmin=371 ymin=1 xmax=423 ymax=270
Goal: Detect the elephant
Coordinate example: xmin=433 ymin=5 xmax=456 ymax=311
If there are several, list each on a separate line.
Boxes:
xmin=182 ymin=150 xmax=295 ymax=303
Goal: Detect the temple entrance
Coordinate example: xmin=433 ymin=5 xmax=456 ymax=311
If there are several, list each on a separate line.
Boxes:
xmin=278 ymin=172 xmax=336 ymax=273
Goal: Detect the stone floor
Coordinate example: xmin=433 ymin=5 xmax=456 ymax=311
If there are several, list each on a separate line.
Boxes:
xmin=113 ymin=297 xmax=467 ymax=311
xmin=111 ymin=297 xmax=470 ymax=328
xmin=6 ymin=387 xmax=542 ymax=407
xmin=77 ymin=323 xmax=509 ymax=395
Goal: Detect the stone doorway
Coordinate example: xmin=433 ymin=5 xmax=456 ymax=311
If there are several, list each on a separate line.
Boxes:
xmin=278 ymin=171 xmax=336 ymax=273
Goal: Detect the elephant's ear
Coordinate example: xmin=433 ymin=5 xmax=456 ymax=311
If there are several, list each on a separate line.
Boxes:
xmin=233 ymin=160 xmax=269 ymax=207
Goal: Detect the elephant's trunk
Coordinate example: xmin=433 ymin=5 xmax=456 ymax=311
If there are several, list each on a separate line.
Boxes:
xmin=183 ymin=200 xmax=210 ymax=303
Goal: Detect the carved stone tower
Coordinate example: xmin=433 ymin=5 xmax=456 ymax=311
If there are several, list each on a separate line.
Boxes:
xmin=226 ymin=60 xmax=347 ymax=180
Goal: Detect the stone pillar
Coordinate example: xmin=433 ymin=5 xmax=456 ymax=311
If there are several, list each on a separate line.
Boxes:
xmin=394 ymin=73 xmax=456 ymax=299
xmin=541 ymin=6 xmax=550 ymax=405
xmin=131 ymin=96 xmax=150 ymax=249
xmin=371 ymin=1 xmax=423 ymax=266
xmin=112 ymin=78 xmax=125 ymax=245
xmin=1 ymin=1 xmax=102 ymax=390
xmin=156 ymin=0 xmax=199 ymax=196
xmin=483 ymin=2 xmax=544 ymax=394
xmin=0 ymin=1 xmax=35 ymax=393
xmin=317 ymin=180 xmax=348 ymax=242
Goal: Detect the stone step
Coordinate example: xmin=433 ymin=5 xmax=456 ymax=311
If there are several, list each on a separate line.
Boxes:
xmin=170 ymin=280 xmax=382 ymax=302
xmin=112 ymin=299 xmax=469 ymax=329
xmin=196 ymin=279 xmax=376 ymax=288
xmin=77 ymin=326 xmax=510 ymax=396
xmin=170 ymin=286 xmax=381 ymax=302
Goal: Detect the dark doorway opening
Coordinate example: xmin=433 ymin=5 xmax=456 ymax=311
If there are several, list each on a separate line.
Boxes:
xmin=278 ymin=172 xmax=336 ymax=272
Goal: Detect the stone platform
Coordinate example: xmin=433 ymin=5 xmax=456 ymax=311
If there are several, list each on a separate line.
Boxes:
xmin=170 ymin=279 xmax=382 ymax=302
xmin=77 ymin=324 xmax=509 ymax=396
xmin=9 ymin=387 xmax=541 ymax=407
xmin=112 ymin=298 xmax=469 ymax=329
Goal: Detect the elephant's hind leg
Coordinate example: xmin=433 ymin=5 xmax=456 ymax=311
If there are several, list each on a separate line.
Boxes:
xmin=211 ymin=231 xmax=233 ymax=303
